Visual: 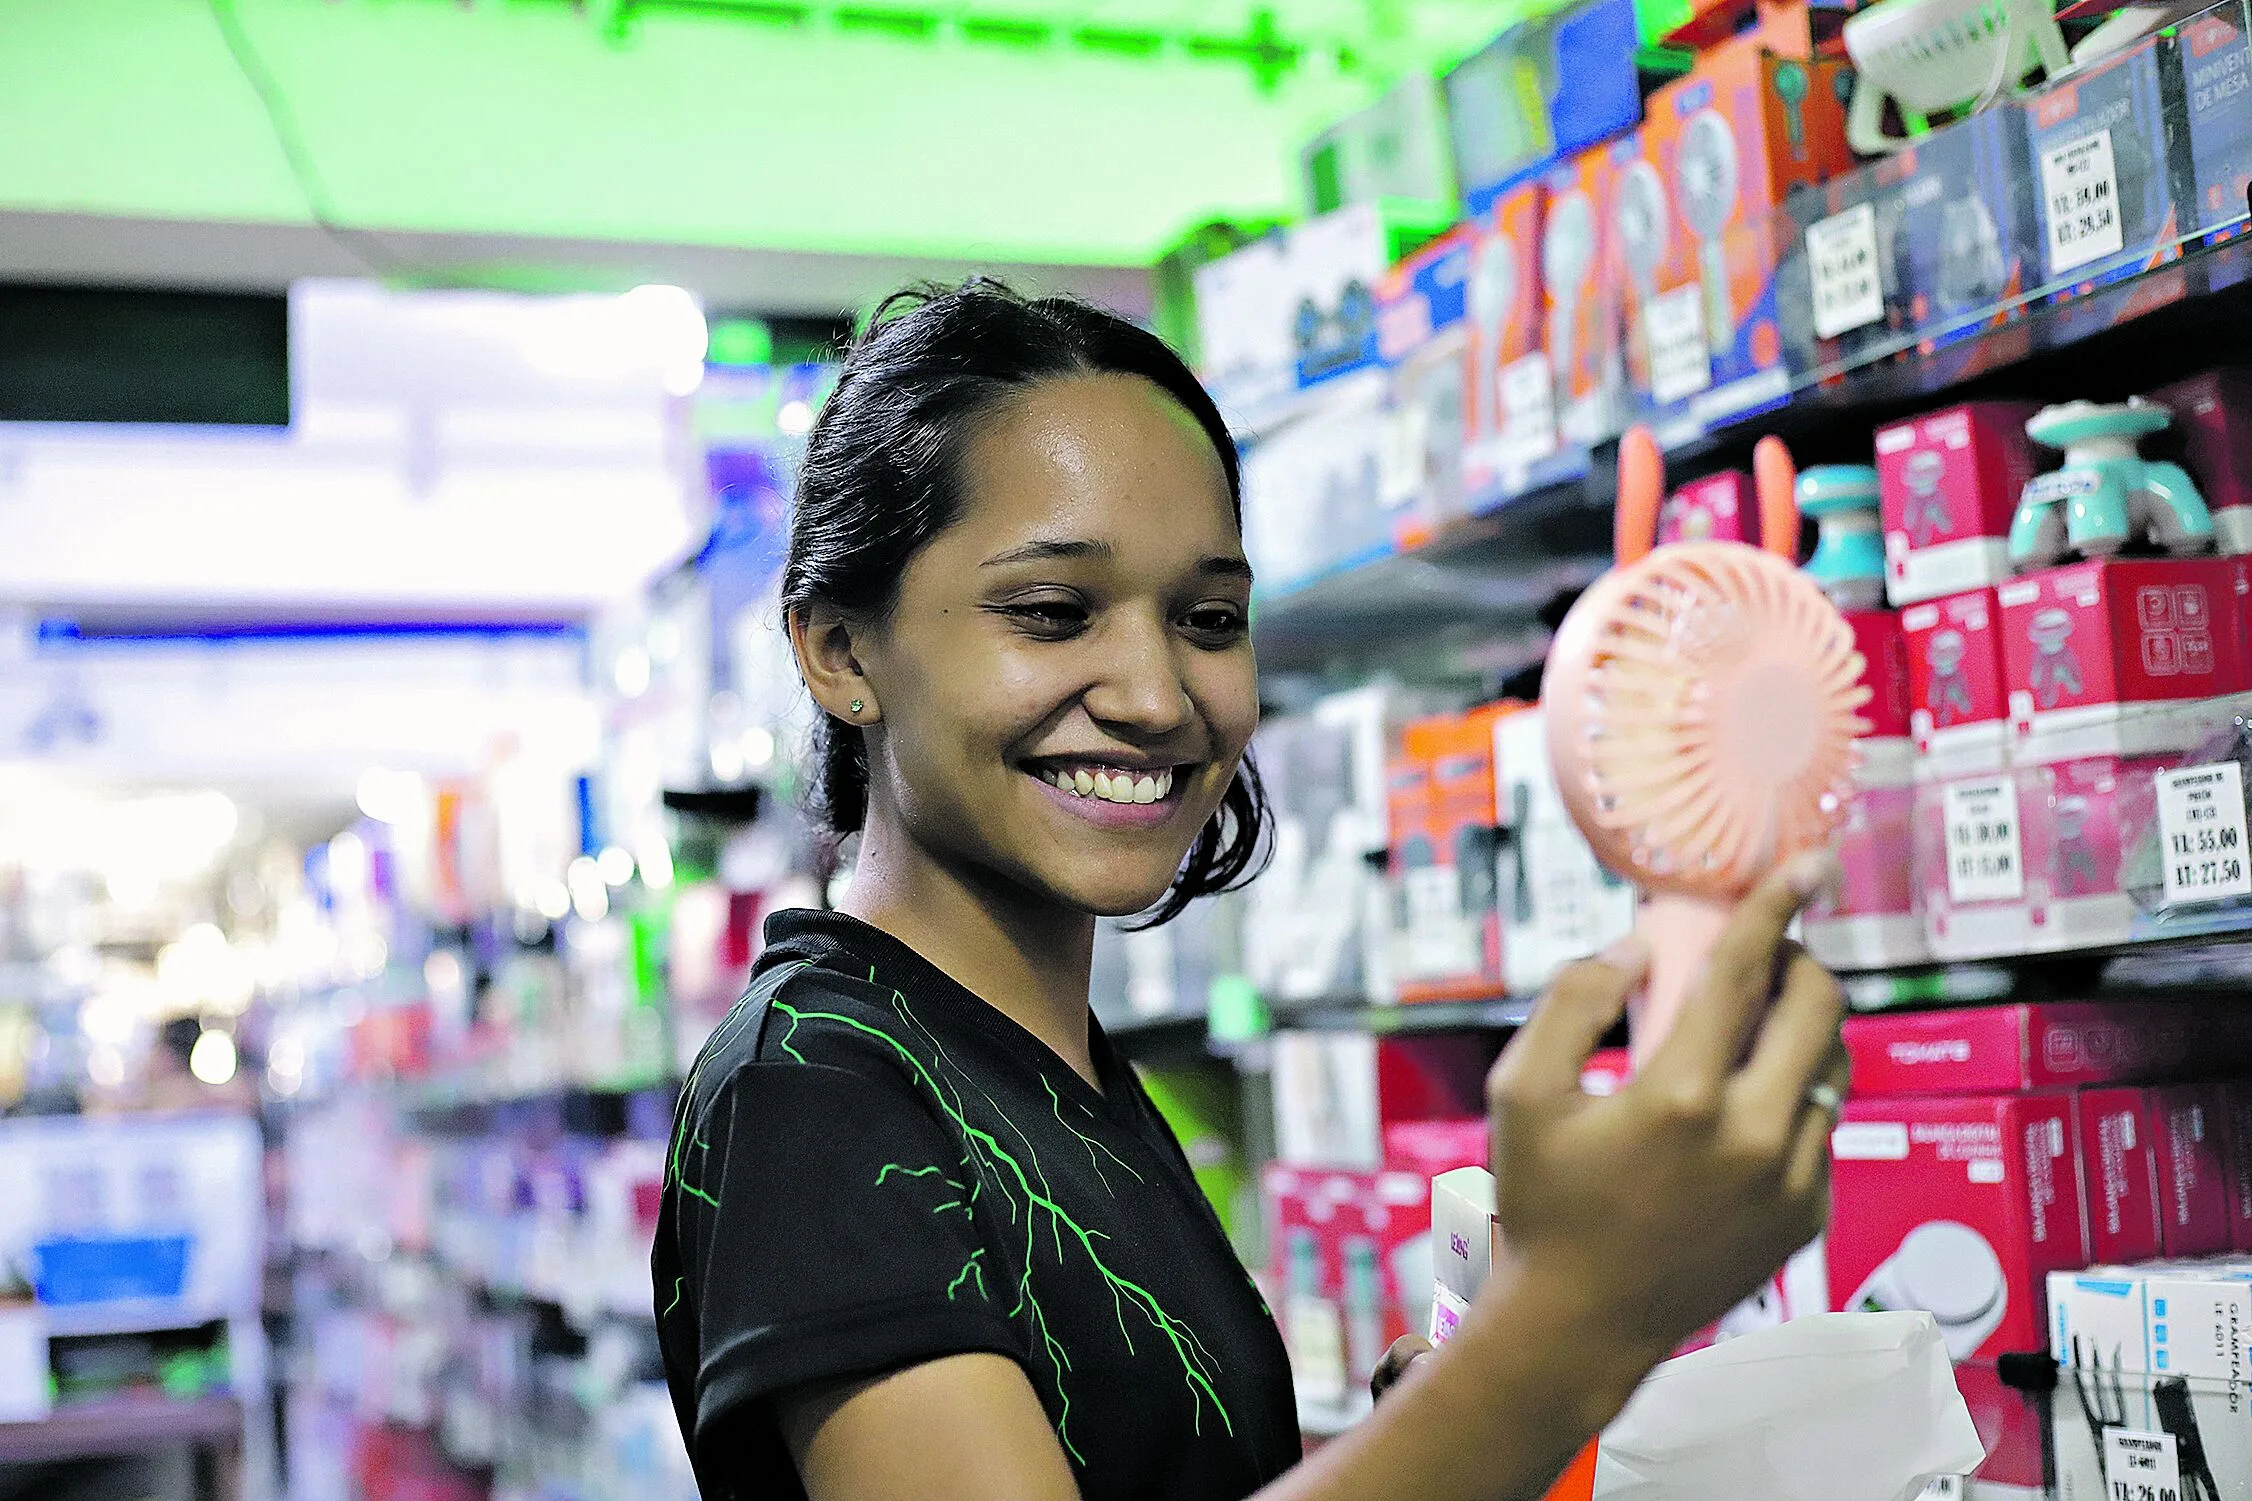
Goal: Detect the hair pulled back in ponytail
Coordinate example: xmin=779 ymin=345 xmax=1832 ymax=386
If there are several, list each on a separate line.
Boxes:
xmin=780 ymin=279 xmax=1268 ymax=926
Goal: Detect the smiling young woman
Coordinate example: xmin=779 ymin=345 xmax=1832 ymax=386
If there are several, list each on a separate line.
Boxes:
xmin=654 ymin=283 xmax=1853 ymax=1501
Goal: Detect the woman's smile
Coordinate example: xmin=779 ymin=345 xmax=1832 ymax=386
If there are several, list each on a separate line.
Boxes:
xmin=1022 ymin=757 xmax=1195 ymax=827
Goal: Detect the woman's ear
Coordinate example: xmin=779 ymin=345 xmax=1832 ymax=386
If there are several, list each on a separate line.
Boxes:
xmin=789 ymin=602 xmax=880 ymax=725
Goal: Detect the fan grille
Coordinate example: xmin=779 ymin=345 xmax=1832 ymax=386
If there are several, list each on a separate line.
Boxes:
xmin=1563 ymin=545 xmax=1869 ymax=894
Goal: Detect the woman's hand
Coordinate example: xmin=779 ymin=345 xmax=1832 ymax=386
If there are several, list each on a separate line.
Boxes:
xmin=1370 ymin=1334 xmax=1432 ymax=1401
xmin=1483 ymin=851 xmax=1849 ymax=1371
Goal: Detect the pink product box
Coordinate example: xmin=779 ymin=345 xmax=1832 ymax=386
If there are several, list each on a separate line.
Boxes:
xmin=1381 ymin=1117 xmax=1487 ymax=1179
xmin=1580 ymin=1047 xmax=1633 ymax=1097
xmin=1829 ymin=1091 xmax=2088 ymax=1361
xmin=1659 ymin=470 xmax=1756 ymax=546
xmin=2156 ymin=368 xmax=2252 ymax=555
xmin=1263 ymin=1165 xmax=1436 ymax=1396
xmin=1903 ymin=588 xmax=2010 ymax=760
xmin=1841 ymin=1001 xmax=2213 ymax=1097
xmin=1807 ymin=780 xmax=1925 ymax=971
xmin=1876 ymin=402 xmax=2043 ymax=606
xmin=1846 ymin=608 xmax=1915 ymax=744
xmin=2015 ymin=753 xmax=2172 ymax=949
xmin=2225 ymin=1079 xmax=2252 ymax=1251
xmin=1997 ymin=558 xmax=2249 ymax=746
xmin=2077 ymin=1087 xmax=2163 ymax=1265
xmin=2151 ymin=1081 xmax=2235 ymax=1257
xmin=1913 ymin=771 xmax=2035 ymax=960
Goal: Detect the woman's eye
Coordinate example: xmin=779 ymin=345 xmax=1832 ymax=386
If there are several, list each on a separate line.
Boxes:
xmin=1001 ymin=599 xmax=1088 ymax=635
xmin=1183 ymin=606 xmax=1248 ymax=640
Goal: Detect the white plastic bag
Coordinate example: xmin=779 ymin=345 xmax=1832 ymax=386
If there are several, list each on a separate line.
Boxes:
xmin=1593 ymin=1312 xmax=1985 ymax=1501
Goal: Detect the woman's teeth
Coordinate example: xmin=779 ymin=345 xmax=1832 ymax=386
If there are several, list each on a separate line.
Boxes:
xmin=1041 ymin=766 xmax=1174 ymax=805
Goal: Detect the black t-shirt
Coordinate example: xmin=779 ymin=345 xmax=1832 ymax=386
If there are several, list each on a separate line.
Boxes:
xmin=654 ymin=908 xmax=1300 ymax=1501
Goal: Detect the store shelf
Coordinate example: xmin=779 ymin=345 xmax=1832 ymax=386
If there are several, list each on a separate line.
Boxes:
xmin=1110 ymin=993 xmax=1538 ymax=1061
xmin=34 ymin=1300 xmax=236 ymax=1340
xmin=0 ymin=1394 xmax=242 ymax=1465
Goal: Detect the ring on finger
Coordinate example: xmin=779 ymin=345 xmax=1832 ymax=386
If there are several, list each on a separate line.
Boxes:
xmin=1805 ymin=1079 xmax=1845 ymax=1115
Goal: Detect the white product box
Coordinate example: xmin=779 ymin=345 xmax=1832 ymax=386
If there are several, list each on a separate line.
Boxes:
xmin=2050 ymin=1261 xmax=2252 ymax=1380
xmin=1428 ymin=1165 xmax=1495 ymax=1345
xmin=1494 ymin=709 xmax=1637 ymax=996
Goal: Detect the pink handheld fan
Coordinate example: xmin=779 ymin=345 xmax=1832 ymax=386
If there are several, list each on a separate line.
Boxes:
xmin=1543 ymin=429 xmax=1869 ymax=1062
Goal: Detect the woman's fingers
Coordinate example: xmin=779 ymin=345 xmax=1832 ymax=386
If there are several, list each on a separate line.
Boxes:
xmin=1785 ymin=1042 xmax=1853 ymax=1198
xmin=1732 ymin=947 xmax=1847 ymax=1122
xmin=1488 ymin=937 xmax=1648 ymax=1104
xmin=1645 ymin=850 xmax=1838 ymax=1085
xmin=1370 ymin=1334 xmax=1434 ymax=1400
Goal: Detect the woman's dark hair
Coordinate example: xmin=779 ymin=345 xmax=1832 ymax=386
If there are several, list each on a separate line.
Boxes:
xmin=781 ymin=279 xmax=1267 ymax=926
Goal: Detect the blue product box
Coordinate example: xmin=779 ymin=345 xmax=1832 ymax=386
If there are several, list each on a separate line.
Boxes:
xmin=1444 ymin=0 xmax=1641 ymax=219
xmin=1375 ymin=223 xmax=1475 ymax=366
xmin=2176 ymin=1 xmax=2252 ymax=236
xmin=2025 ymin=33 xmax=2189 ymax=293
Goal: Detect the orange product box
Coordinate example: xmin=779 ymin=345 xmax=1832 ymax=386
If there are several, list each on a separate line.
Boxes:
xmin=1393 ymin=704 xmax=1524 ymax=1003
xmin=1641 ymin=34 xmax=1852 ymax=408
xmin=1463 ymin=180 xmax=1552 ymax=483
xmin=1539 ymin=147 xmax=1620 ymax=445
xmin=1605 ymin=130 xmax=1669 ymax=407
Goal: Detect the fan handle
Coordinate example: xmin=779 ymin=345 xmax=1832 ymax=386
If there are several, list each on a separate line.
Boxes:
xmin=1754 ymin=434 xmax=1801 ymax=562
xmin=1615 ymin=425 xmax=1666 ymax=566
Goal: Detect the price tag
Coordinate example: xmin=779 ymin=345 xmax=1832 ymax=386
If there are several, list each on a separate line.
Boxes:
xmin=1647 ymin=284 xmax=1713 ymax=405
xmin=1943 ymin=778 xmax=2024 ymax=904
xmin=1497 ymin=352 xmax=1558 ymax=464
xmin=1808 ymin=202 xmax=1885 ymax=339
xmin=2041 ymin=127 xmax=2125 ymax=275
xmin=2102 ymin=1426 xmax=2182 ymax=1501
xmin=2156 ymin=761 xmax=2252 ymax=905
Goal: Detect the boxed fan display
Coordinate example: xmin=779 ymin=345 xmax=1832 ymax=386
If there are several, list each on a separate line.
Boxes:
xmin=1997 ymin=557 xmax=2250 ymax=752
xmin=2175 ymin=0 xmax=2252 ymax=240
xmin=1387 ymin=703 xmax=1520 ymax=1004
xmin=1903 ymin=587 xmax=2012 ymax=766
xmin=2023 ymin=30 xmax=2190 ymax=294
xmin=1541 ymin=148 xmax=1622 ymax=445
xmin=1878 ymin=401 xmax=2044 ymax=605
xmin=1441 ymin=0 xmax=1642 ymax=218
xmin=1263 ymin=1164 xmax=1436 ymax=1406
xmin=1461 ymin=184 xmax=1557 ymax=489
xmin=1828 ymin=1090 xmax=2087 ymax=1360
xmin=1376 ymin=227 xmax=1475 ymax=531
xmin=1240 ymin=388 xmax=1392 ymax=591
xmin=1493 ymin=709 xmax=1638 ymax=997
xmin=1635 ymin=32 xmax=1854 ymax=423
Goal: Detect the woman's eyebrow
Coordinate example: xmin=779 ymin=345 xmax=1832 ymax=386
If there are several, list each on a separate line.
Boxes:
xmin=1199 ymin=555 xmax=1254 ymax=582
xmin=981 ymin=537 xmax=1110 ymax=568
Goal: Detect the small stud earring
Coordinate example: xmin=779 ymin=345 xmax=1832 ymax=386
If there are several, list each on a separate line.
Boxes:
xmin=849 ymin=699 xmax=865 ymax=716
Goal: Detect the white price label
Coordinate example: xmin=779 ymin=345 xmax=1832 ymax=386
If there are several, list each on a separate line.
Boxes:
xmin=2041 ymin=127 xmax=2126 ymax=275
xmin=1647 ymin=284 xmax=1713 ymax=405
xmin=1943 ymin=778 xmax=2024 ymax=904
xmin=1497 ymin=352 xmax=1558 ymax=464
xmin=2156 ymin=761 xmax=2252 ymax=905
xmin=2102 ymin=1426 xmax=2182 ymax=1501
xmin=1808 ymin=201 xmax=1885 ymax=339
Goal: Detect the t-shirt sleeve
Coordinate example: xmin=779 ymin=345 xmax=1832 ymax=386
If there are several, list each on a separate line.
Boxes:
xmin=667 ymin=1055 xmax=1026 ymax=1461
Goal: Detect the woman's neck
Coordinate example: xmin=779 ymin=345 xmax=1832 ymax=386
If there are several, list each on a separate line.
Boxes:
xmin=838 ymin=812 xmax=1103 ymax=1090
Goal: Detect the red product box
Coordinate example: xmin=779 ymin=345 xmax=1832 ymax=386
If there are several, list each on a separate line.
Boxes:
xmin=1846 ymin=608 xmax=1914 ymax=743
xmin=2077 ymin=1087 xmax=2163 ymax=1264
xmin=1902 ymin=588 xmax=2009 ymax=757
xmin=1807 ymin=779 xmax=1924 ymax=970
xmin=1580 ymin=1047 xmax=1634 ymax=1097
xmin=1464 ymin=182 xmax=1552 ymax=481
xmin=1842 ymin=1002 xmax=2212 ymax=1097
xmin=1659 ymin=469 xmax=1757 ymax=546
xmin=1263 ymin=1166 xmax=1434 ymax=1396
xmin=2224 ymin=1079 xmax=2252 ymax=1251
xmin=1381 ymin=1117 xmax=1486 ymax=1178
xmin=1541 ymin=148 xmax=1618 ymax=446
xmin=1997 ymin=558 xmax=2247 ymax=741
xmin=1912 ymin=771 xmax=2035 ymax=960
xmin=2155 ymin=368 xmax=2252 ymax=555
xmin=2151 ymin=1081 xmax=2234 ymax=1256
xmin=1876 ymin=402 xmax=2043 ymax=605
xmin=1828 ymin=1091 xmax=2087 ymax=1361
xmin=2016 ymin=753 xmax=2171 ymax=950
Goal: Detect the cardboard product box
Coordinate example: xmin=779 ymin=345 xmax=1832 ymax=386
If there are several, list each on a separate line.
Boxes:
xmin=1193 ymin=234 xmax=1295 ymax=416
xmin=1154 ymin=217 xmax=1287 ymax=374
xmin=1240 ymin=387 xmax=1392 ymax=592
xmin=1540 ymin=148 xmax=1621 ymax=446
xmin=2051 ymin=1259 xmax=2252 ymax=1379
xmin=2079 ymin=1086 xmax=2166 ymax=1264
xmin=1382 ymin=1117 xmax=1486 ymax=1179
xmin=1841 ymin=1001 xmax=2219 ymax=1097
xmin=1877 ymin=402 xmax=2045 ymax=605
xmin=1377 ymin=223 xmax=1475 ymax=367
xmin=1462 ymin=182 xmax=1554 ymax=489
xmin=1903 ymin=587 xmax=2011 ymax=764
xmin=2173 ymin=1 xmax=2252 ymax=238
xmin=1998 ymin=558 xmax=2249 ymax=746
xmin=1383 ymin=330 xmax=1472 ymax=538
xmin=1493 ymin=709 xmax=1639 ymax=996
xmin=1640 ymin=35 xmax=1853 ymax=416
xmin=1272 ymin=1031 xmax=1383 ymax=1170
xmin=1443 ymin=0 xmax=1643 ymax=218
xmin=1302 ymin=73 xmax=1456 ymax=217
xmin=1391 ymin=705 xmax=1517 ymax=1003
xmin=1267 ymin=1167 xmax=1437 ymax=1393
xmin=1659 ymin=0 xmax=1848 ymax=52
xmin=1289 ymin=204 xmax=1398 ymax=391
xmin=2153 ymin=1082 xmax=2236 ymax=1256
xmin=1807 ymin=775 xmax=1925 ymax=970
xmin=2050 ymin=1368 xmax=2252 ymax=1501
xmin=1263 ymin=1164 xmax=1350 ymax=1405
xmin=1829 ymin=1090 xmax=2088 ymax=1360
xmin=1606 ymin=130 xmax=1669 ymax=419
xmin=2025 ymin=32 xmax=2191 ymax=293
xmin=2014 ymin=752 xmax=2176 ymax=949
xmin=2154 ymin=367 xmax=2252 ymax=555
xmin=1913 ymin=770 xmax=2037 ymax=960
xmin=1658 ymin=468 xmax=1758 ymax=545
xmin=2226 ymin=1078 xmax=2252 ymax=1251
xmin=1849 ymin=607 xmax=1916 ymax=745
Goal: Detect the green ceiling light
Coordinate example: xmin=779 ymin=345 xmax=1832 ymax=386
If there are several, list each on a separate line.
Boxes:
xmin=708 ymin=317 xmax=775 ymax=367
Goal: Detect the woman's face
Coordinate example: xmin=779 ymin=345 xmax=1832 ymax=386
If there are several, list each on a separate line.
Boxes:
xmin=855 ymin=372 xmax=1258 ymax=918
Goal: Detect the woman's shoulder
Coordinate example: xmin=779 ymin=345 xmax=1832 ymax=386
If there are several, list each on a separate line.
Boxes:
xmin=678 ymin=950 xmax=942 ymax=1127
